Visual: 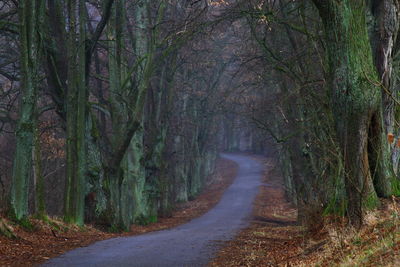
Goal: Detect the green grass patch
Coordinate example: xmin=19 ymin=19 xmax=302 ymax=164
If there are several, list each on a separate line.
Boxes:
xmin=135 ymin=214 xmax=157 ymax=226
xmin=16 ymin=217 xmax=34 ymax=232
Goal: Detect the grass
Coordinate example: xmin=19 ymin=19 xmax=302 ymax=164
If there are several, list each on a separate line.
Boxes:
xmin=314 ymin=197 xmax=400 ymax=267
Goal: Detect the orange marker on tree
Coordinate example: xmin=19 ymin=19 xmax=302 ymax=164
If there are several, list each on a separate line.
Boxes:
xmin=388 ymin=133 xmax=395 ymax=144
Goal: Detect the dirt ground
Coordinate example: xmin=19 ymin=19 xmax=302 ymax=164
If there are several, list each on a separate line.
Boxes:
xmin=0 ymin=157 xmax=238 ymax=267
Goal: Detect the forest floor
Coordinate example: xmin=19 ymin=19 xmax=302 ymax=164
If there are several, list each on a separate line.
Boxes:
xmin=0 ymin=157 xmax=238 ymax=267
xmin=209 ymin=156 xmax=400 ymax=267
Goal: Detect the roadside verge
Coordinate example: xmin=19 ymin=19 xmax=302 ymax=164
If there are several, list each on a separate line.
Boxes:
xmin=0 ymin=157 xmax=238 ymax=266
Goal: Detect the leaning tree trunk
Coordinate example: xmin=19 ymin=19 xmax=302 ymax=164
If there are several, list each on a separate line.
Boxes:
xmin=313 ymin=0 xmax=392 ymax=226
xmin=10 ymin=0 xmax=42 ymax=220
xmin=369 ymin=0 xmax=400 ymax=181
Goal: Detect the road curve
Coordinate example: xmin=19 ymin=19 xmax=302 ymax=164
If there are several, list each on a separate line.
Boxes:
xmin=43 ymin=154 xmax=263 ymax=267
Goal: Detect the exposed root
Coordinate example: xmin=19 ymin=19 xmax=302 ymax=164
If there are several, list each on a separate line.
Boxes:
xmin=0 ymin=218 xmax=17 ymax=239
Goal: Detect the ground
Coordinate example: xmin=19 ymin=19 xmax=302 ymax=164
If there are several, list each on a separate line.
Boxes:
xmin=0 ymin=157 xmax=238 ymax=267
xmin=2 ymin=155 xmax=400 ymax=267
xmin=209 ymin=157 xmax=400 ymax=267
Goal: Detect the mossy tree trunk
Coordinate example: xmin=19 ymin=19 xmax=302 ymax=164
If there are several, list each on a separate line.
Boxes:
xmin=33 ymin=110 xmax=45 ymax=218
xmin=107 ymin=0 xmax=126 ymax=229
xmin=105 ymin=0 xmax=165 ymax=230
xmin=43 ymin=0 xmax=114 ymax=225
xmin=10 ymin=0 xmax=43 ymax=220
xmin=313 ymin=0 xmax=393 ymax=226
xmin=369 ymin=0 xmax=400 ymax=178
xmin=43 ymin=0 xmax=68 ymax=121
xmin=64 ymin=0 xmax=87 ymax=226
xmin=370 ymin=0 xmax=399 ymax=133
xmin=146 ymin=54 xmax=178 ymax=217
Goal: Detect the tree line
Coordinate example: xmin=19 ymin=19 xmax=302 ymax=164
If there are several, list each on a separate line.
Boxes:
xmin=224 ymin=0 xmax=400 ymax=227
xmin=0 ymin=0 xmax=235 ymax=231
xmin=2 ymin=0 xmax=399 ymax=232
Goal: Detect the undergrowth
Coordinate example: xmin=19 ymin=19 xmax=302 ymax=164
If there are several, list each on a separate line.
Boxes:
xmin=314 ymin=197 xmax=400 ymax=266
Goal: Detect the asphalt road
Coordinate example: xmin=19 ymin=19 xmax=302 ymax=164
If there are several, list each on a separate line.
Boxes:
xmin=43 ymin=153 xmax=263 ymax=267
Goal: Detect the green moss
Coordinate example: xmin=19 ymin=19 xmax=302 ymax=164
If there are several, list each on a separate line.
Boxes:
xmin=90 ymin=112 xmax=100 ymax=139
xmin=33 ymin=212 xmax=48 ymax=221
xmin=134 ymin=214 xmax=157 ymax=226
xmin=391 ymin=177 xmax=400 ymax=196
xmin=323 ymin=163 xmax=346 ymax=216
xmin=48 ymin=220 xmax=62 ymax=232
xmin=0 ymin=219 xmax=17 ymax=239
xmin=323 ymin=198 xmax=347 ymax=217
xmin=108 ymin=223 xmax=123 ymax=233
xmin=363 ymin=192 xmax=379 ymax=210
xmin=8 ymin=209 xmax=34 ymax=231
xmin=17 ymin=217 xmax=34 ymax=232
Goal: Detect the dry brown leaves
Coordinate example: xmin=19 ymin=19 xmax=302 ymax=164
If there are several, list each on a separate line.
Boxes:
xmin=210 ymin=157 xmax=400 ymax=267
xmin=0 ymin=218 xmax=115 ymax=267
xmin=209 ymin=157 xmax=311 ymax=267
xmin=0 ymin=157 xmax=238 ymax=267
xmin=315 ymin=197 xmax=400 ymax=267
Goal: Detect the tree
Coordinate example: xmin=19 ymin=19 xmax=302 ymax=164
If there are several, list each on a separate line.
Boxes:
xmin=312 ymin=0 xmax=394 ymax=226
xmin=10 ymin=0 xmax=43 ymax=220
xmin=0 ymin=0 xmax=236 ymax=229
xmin=63 ymin=0 xmax=88 ymax=225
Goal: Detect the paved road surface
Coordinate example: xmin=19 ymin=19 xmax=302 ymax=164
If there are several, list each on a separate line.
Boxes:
xmin=43 ymin=154 xmax=263 ymax=267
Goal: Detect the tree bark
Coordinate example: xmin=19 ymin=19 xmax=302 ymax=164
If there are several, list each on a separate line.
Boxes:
xmin=64 ymin=0 xmax=87 ymax=226
xmin=369 ymin=0 xmax=400 ymax=182
xmin=312 ymin=0 xmax=386 ymax=226
xmin=10 ymin=0 xmax=42 ymax=220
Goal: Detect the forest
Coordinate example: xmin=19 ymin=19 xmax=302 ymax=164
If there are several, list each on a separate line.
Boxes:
xmin=1 ymin=0 xmax=400 ymax=266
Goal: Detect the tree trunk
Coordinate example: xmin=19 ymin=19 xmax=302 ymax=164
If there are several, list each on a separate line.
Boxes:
xmin=33 ymin=111 xmax=45 ymax=218
xmin=313 ymin=0 xmax=388 ymax=226
xmin=64 ymin=0 xmax=87 ymax=225
xmin=369 ymin=0 xmax=400 ymax=184
xmin=10 ymin=0 xmax=42 ymax=220
xmin=105 ymin=0 xmax=158 ymax=230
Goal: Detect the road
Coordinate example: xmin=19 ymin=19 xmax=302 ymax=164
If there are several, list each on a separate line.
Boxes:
xmin=43 ymin=154 xmax=263 ymax=267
